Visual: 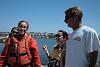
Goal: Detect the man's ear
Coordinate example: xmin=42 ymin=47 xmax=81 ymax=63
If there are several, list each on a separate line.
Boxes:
xmin=73 ymin=17 xmax=79 ymax=23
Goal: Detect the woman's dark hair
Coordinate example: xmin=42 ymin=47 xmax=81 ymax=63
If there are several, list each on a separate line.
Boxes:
xmin=18 ymin=20 xmax=29 ymax=30
xmin=58 ymin=30 xmax=68 ymax=38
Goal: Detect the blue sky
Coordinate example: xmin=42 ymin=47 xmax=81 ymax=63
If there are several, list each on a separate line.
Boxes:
xmin=0 ymin=0 xmax=100 ymax=34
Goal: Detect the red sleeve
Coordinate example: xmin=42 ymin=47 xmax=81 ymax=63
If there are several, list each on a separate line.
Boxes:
xmin=0 ymin=38 xmax=10 ymax=67
xmin=29 ymin=38 xmax=41 ymax=67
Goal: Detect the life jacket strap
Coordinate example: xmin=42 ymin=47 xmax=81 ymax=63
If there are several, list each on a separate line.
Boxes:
xmin=19 ymin=53 xmax=27 ymax=56
xmin=9 ymin=53 xmax=27 ymax=57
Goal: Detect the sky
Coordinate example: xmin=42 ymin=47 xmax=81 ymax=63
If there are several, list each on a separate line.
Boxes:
xmin=0 ymin=0 xmax=100 ymax=34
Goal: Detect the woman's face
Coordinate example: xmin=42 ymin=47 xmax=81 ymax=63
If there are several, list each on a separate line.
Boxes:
xmin=56 ymin=32 xmax=64 ymax=46
xmin=18 ymin=22 xmax=28 ymax=35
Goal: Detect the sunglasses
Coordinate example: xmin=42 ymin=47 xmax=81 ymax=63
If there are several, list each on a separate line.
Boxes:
xmin=55 ymin=34 xmax=63 ymax=38
xmin=12 ymin=30 xmax=18 ymax=33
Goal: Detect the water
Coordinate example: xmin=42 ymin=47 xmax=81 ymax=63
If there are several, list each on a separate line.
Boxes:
xmin=36 ymin=38 xmax=56 ymax=64
xmin=0 ymin=39 xmax=100 ymax=67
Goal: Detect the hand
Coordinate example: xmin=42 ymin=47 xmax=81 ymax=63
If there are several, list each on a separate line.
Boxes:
xmin=42 ymin=45 xmax=47 ymax=51
xmin=42 ymin=44 xmax=50 ymax=58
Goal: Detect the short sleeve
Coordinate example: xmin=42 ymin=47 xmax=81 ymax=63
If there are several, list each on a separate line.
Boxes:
xmin=86 ymin=31 xmax=100 ymax=53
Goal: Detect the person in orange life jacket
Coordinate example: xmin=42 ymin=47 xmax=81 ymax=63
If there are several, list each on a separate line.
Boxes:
xmin=0 ymin=27 xmax=18 ymax=67
xmin=42 ymin=30 xmax=68 ymax=67
xmin=0 ymin=20 xmax=41 ymax=67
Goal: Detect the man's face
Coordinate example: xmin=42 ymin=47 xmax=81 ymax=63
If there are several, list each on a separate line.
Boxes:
xmin=64 ymin=17 xmax=76 ymax=29
xmin=18 ymin=22 xmax=28 ymax=35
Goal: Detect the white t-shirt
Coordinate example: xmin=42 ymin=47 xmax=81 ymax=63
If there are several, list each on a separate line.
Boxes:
xmin=65 ymin=26 xmax=100 ymax=67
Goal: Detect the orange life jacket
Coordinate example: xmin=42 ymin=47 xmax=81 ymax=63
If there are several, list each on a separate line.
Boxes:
xmin=7 ymin=34 xmax=32 ymax=65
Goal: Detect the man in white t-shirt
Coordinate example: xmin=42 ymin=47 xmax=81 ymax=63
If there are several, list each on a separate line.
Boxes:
xmin=64 ymin=6 xmax=100 ymax=67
